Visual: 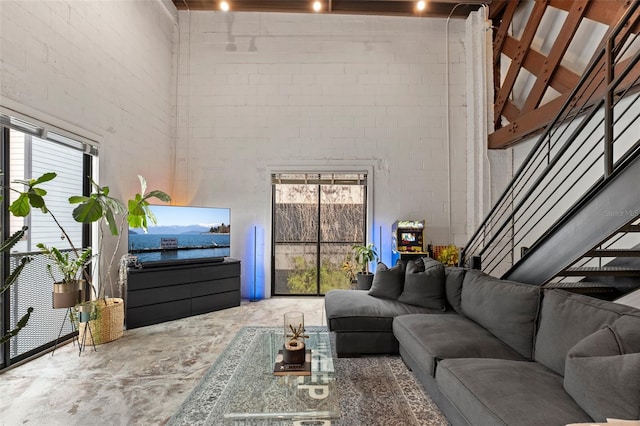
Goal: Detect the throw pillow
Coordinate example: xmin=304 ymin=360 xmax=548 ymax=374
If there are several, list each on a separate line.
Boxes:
xmin=397 ymin=257 xmax=446 ymax=310
xmin=444 ymin=266 xmax=465 ymax=314
xmin=564 ymin=327 xmax=640 ymax=422
xmin=368 ymin=261 xmax=405 ymax=300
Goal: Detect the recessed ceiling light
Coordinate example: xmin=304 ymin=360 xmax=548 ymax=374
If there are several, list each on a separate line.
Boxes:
xmin=312 ymin=1 xmax=322 ymax=12
xmin=416 ymin=0 xmax=426 ymax=11
xmin=220 ymin=1 xmax=230 ymax=11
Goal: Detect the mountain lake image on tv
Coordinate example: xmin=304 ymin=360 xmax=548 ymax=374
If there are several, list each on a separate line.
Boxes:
xmin=128 ymin=205 xmax=230 ymax=265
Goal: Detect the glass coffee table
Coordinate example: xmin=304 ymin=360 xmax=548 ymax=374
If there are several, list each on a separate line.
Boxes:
xmin=220 ymin=330 xmax=339 ymax=424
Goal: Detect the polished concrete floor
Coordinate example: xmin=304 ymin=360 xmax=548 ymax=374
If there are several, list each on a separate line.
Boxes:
xmin=1 ymin=298 xmax=327 ymax=426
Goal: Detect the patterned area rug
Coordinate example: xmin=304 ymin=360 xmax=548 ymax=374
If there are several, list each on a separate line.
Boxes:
xmin=168 ymin=326 xmax=448 ymax=426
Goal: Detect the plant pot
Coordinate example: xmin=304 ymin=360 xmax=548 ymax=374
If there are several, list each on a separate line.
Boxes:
xmin=78 ymin=298 xmax=124 ymax=345
xmin=52 ymin=280 xmax=83 ymax=309
xmin=75 ymin=302 xmax=94 ymax=323
xmin=356 ymin=273 xmax=374 ymax=290
xmin=283 ymin=340 xmax=306 ymax=364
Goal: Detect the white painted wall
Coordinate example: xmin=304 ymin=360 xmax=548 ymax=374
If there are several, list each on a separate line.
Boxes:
xmin=1 ymin=1 xmax=483 ymax=299
xmin=175 ymin=11 xmax=472 ymax=297
xmin=0 ymin=0 xmax=176 ymax=198
xmin=0 ymin=0 xmax=177 ymax=291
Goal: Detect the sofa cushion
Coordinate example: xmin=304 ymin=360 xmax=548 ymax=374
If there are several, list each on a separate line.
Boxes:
xmin=393 ymin=313 xmax=527 ymax=378
xmin=534 ymin=289 xmax=634 ymax=375
xmin=444 ymin=266 xmax=465 ymax=314
xmin=436 ymin=358 xmax=593 ymax=426
xmin=397 ymin=258 xmax=446 ymax=310
xmin=325 ymin=289 xmax=443 ymax=333
xmin=368 ymin=262 xmax=405 ymax=300
xmin=563 ymin=315 xmax=640 ymax=422
xmin=461 ymin=270 xmax=541 ymax=359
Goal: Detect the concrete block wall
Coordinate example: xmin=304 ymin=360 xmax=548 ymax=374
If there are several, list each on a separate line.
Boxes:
xmin=0 ymin=0 xmax=177 ymax=291
xmin=176 ymin=11 xmax=471 ymax=297
xmin=0 ymin=0 xmax=176 ymax=196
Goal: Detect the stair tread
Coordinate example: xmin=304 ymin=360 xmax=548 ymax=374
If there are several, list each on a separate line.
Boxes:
xmin=558 ymin=266 xmax=640 ymax=277
xmin=586 ymin=249 xmax=640 ymax=257
xmin=567 ymin=266 xmax=640 ymax=271
xmin=545 ymin=281 xmax=615 ymax=288
xmin=620 ymin=224 xmax=640 ymax=233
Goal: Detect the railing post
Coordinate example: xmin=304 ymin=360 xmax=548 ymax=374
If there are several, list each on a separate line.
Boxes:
xmin=471 ymin=255 xmax=482 ymax=270
xmin=604 ymin=36 xmax=614 ymax=177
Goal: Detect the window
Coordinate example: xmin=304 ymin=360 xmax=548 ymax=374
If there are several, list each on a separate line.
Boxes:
xmin=271 ymin=173 xmax=367 ymax=296
xmin=1 ymin=114 xmax=95 ymax=368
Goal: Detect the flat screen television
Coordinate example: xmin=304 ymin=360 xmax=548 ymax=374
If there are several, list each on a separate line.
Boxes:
xmin=128 ymin=205 xmax=230 ymax=266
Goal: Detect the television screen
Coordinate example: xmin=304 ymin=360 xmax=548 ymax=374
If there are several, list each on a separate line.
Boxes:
xmin=128 ymin=205 xmax=230 ymax=265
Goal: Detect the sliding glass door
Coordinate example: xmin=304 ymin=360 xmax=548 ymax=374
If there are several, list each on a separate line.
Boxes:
xmin=1 ymin=115 xmax=93 ymax=368
xmin=271 ymin=173 xmax=367 ymax=296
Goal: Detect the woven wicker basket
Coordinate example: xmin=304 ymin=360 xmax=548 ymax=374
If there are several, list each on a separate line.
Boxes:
xmin=79 ymin=297 xmax=124 ymax=345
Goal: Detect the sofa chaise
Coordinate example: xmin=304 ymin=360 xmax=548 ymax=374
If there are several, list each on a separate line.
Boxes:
xmin=324 ymin=258 xmax=640 ymax=426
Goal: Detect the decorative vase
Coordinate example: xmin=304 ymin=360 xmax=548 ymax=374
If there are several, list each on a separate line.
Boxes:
xmin=52 ymin=280 xmax=83 ymax=309
xmin=356 ymin=273 xmax=374 ymax=290
xmin=78 ymin=298 xmax=124 ymax=345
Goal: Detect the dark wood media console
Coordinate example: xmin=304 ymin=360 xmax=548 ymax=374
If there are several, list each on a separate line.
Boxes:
xmin=126 ymin=258 xmax=241 ymax=329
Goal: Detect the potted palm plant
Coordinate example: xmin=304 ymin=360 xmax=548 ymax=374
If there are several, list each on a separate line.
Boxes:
xmin=351 ymin=243 xmax=378 ymax=290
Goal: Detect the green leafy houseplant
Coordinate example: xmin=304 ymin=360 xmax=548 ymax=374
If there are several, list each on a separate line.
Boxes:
xmin=351 ymin=243 xmax=378 ymax=291
xmin=352 ymin=243 xmax=378 ymax=274
xmin=0 ymin=226 xmax=33 ymax=343
xmin=37 ymin=243 xmax=92 ymax=284
xmin=437 ymin=245 xmax=459 ymax=266
xmin=2 ymin=172 xmax=170 ymax=344
xmin=70 ymin=175 xmax=170 ymax=344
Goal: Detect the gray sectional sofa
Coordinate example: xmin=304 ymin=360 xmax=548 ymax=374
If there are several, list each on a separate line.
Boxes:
xmin=324 ymin=258 xmax=640 ymax=426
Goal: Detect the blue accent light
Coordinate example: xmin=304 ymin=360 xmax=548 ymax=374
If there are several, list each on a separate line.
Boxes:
xmin=245 ymin=225 xmax=266 ymax=301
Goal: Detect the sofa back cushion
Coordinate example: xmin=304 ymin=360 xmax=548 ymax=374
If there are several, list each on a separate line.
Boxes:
xmin=368 ymin=261 xmax=405 ymax=300
xmin=534 ymin=289 xmax=633 ymax=375
xmin=563 ymin=313 xmax=640 ymax=421
xmin=461 ymin=270 xmax=541 ymax=359
xmin=444 ymin=267 xmax=465 ymax=314
xmin=397 ymin=258 xmax=446 ymax=310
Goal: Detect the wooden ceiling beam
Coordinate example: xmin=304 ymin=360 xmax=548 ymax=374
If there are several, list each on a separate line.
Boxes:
xmin=489 ymin=56 xmax=640 ymax=149
xmin=492 ymin=0 xmax=519 ymax=65
xmin=173 ymin=0 xmax=483 ymax=17
xmin=502 ymin=35 xmax=580 ymax=93
xmin=549 ymin=0 xmax=633 ymax=28
xmin=494 ymin=0 xmax=549 ymax=128
xmin=521 ymin=0 xmax=590 ymax=113
xmin=502 ymin=100 xmax=522 ymax=123
xmin=489 ymin=0 xmax=509 ymax=19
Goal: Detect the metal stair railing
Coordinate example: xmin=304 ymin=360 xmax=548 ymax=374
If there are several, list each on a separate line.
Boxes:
xmin=461 ymin=1 xmax=640 ymax=278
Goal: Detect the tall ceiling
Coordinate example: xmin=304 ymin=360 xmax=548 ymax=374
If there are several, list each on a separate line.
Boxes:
xmin=172 ymin=0 xmax=486 ymax=18
xmin=172 ymin=0 xmax=640 ymax=149
xmin=490 ymin=0 xmax=640 ymax=148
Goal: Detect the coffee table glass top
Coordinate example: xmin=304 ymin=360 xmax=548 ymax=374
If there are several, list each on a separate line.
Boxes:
xmin=221 ymin=330 xmax=339 ymax=424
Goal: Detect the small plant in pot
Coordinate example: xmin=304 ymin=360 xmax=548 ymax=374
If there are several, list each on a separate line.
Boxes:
xmin=37 ymin=243 xmax=92 ymax=309
xmin=341 ymin=257 xmax=358 ymax=288
xmin=351 ymin=243 xmax=378 ymax=290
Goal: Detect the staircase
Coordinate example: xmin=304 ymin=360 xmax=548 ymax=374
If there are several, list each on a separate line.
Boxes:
xmin=461 ymin=2 xmax=640 ymax=300
xmin=545 ymin=219 xmax=640 ymax=300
